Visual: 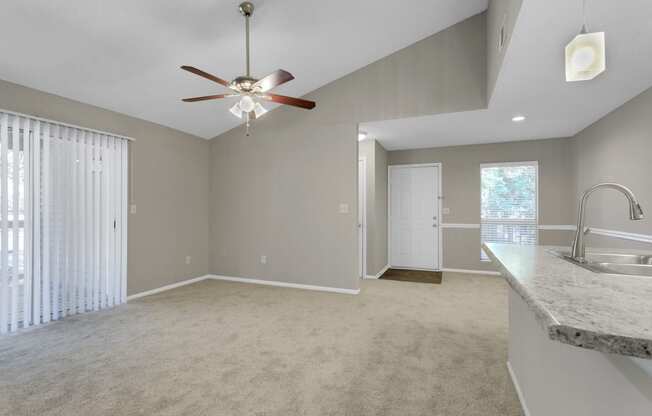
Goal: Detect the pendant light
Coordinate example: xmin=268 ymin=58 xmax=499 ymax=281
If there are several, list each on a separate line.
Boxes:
xmin=565 ymin=0 xmax=605 ymax=82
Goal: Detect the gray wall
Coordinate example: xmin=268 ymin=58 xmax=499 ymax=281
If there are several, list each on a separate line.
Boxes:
xmin=312 ymin=13 xmax=487 ymax=126
xmin=358 ymin=139 xmax=388 ymax=276
xmin=0 ymin=79 xmax=211 ymax=295
xmin=210 ymin=114 xmax=358 ymax=290
xmin=209 ymin=13 xmax=488 ymax=290
xmin=388 ymin=138 xmax=575 ymax=271
xmin=571 ymin=86 xmax=652 ymax=245
xmin=487 ymin=0 xmax=523 ymax=101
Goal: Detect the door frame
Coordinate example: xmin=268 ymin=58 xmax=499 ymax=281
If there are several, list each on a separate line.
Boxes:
xmin=358 ymin=157 xmax=367 ymax=279
xmin=387 ymin=163 xmax=443 ymax=271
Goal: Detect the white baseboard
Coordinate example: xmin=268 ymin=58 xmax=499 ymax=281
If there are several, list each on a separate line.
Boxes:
xmin=365 ymin=264 xmax=389 ymax=279
xmin=127 ymin=268 xmax=501 ymax=300
xmin=128 ymin=274 xmax=360 ymax=300
xmin=209 ymin=275 xmax=360 ymax=295
xmin=127 ymin=275 xmax=212 ymax=301
xmin=507 ymin=361 xmax=532 ymax=416
xmin=441 ymin=268 xmax=502 ymax=276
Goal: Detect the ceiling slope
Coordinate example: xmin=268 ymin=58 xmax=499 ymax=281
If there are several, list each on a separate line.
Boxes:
xmin=0 ymin=0 xmax=487 ymax=139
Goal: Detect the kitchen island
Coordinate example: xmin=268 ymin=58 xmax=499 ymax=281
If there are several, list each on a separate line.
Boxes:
xmin=484 ymin=243 xmax=652 ymax=416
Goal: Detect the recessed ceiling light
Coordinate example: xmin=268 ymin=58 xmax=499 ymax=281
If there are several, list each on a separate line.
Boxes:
xmin=512 ymin=115 xmax=526 ymax=122
xmin=358 ymin=131 xmax=368 ymax=141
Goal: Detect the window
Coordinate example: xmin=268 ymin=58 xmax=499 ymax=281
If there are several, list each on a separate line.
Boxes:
xmin=480 ymin=162 xmax=538 ymax=260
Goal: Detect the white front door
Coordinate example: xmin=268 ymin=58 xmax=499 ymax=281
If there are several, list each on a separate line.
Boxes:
xmin=358 ymin=158 xmax=367 ymax=278
xmin=389 ymin=165 xmax=439 ymax=270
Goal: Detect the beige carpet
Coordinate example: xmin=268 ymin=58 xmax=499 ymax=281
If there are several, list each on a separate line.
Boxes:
xmin=0 ymin=274 xmax=522 ymax=416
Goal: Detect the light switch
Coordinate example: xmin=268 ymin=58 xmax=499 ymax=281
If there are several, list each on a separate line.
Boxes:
xmin=442 ymin=207 xmax=450 ymax=215
xmin=130 ymin=204 xmax=137 ymax=214
xmin=260 ymin=255 xmax=267 ymax=264
xmin=338 ymin=203 xmax=349 ymax=214
xmin=185 ymin=256 xmax=191 ymax=265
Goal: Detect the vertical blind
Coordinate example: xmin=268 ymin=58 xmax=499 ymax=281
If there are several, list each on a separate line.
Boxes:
xmin=0 ymin=111 xmax=129 ymax=333
xmin=480 ymin=162 xmax=538 ymax=259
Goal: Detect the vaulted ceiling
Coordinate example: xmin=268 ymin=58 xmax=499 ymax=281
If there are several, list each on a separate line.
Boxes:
xmin=0 ymin=0 xmax=487 ymax=139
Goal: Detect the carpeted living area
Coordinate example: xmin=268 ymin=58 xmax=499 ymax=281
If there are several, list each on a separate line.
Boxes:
xmin=0 ymin=273 xmax=521 ymax=416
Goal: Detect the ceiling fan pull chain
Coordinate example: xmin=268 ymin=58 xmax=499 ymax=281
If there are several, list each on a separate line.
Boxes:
xmin=245 ymin=115 xmax=251 ymax=137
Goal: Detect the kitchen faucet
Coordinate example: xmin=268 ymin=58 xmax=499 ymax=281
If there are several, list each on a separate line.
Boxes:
xmin=571 ymin=183 xmax=644 ymax=262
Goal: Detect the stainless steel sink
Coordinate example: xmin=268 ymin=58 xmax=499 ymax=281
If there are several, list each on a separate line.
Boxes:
xmin=555 ymin=183 xmax=649 ymax=278
xmin=548 ymin=249 xmax=652 ymax=278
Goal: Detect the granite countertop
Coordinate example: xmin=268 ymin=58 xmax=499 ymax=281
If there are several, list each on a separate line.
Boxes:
xmin=483 ymin=243 xmax=652 ymax=359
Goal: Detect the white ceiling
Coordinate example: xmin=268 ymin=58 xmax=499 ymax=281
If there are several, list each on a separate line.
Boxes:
xmin=0 ymin=0 xmax=487 ymax=139
xmin=364 ymin=0 xmax=652 ymax=150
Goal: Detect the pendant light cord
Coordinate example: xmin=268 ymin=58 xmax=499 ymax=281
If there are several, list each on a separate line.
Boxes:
xmin=581 ymin=0 xmax=588 ymax=33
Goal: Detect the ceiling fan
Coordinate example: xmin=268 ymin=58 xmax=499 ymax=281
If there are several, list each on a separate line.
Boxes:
xmin=180 ymin=1 xmax=316 ymax=135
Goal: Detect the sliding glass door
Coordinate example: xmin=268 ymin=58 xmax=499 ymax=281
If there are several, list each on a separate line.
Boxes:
xmin=0 ymin=111 xmax=129 ymax=333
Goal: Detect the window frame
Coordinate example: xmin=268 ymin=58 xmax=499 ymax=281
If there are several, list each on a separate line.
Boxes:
xmin=480 ymin=161 xmax=539 ymax=261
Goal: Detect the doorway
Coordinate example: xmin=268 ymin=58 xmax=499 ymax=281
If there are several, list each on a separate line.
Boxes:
xmin=388 ymin=164 xmax=441 ymax=270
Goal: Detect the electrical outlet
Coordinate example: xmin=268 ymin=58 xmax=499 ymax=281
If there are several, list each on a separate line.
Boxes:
xmin=442 ymin=207 xmax=451 ymax=215
xmin=185 ymin=255 xmax=191 ymax=265
xmin=130 ymin=204 xmax=137 ymax=214
xmin=338 ymin=203 xmax=349 ymax=214
xmin=260 ymin=255 xmax=267 ymax=264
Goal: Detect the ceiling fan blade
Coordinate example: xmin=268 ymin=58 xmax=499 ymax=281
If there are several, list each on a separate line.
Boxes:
xmin=181 ymin=65 xmax=230 ymax=87
xmin=261 ymin=93 xmax=316 ymax=110
xmin=253 ymin=69 xmax=294 ymax=92
xmin=182 ymin=94 xmax=233 ymax=102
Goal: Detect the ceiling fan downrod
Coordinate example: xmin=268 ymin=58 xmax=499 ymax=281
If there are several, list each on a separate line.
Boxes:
xmin=239 ymin=2 xmax=254 ymax=77
xmin=240 ymin=1 xmax=254 ymax=135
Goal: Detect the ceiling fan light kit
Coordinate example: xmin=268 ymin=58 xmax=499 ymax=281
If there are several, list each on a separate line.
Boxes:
xmin=181 ymin=1 xmax=316 ymax=135
xmin=565 ymin=0 xmax=606 ymax=82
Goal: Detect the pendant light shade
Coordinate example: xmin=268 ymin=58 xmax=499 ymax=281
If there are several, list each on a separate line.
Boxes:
xmin=565 ymin=31 xmax=605 ymax=82
xmin=565 ymin=0 xmax=605 ymax=82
